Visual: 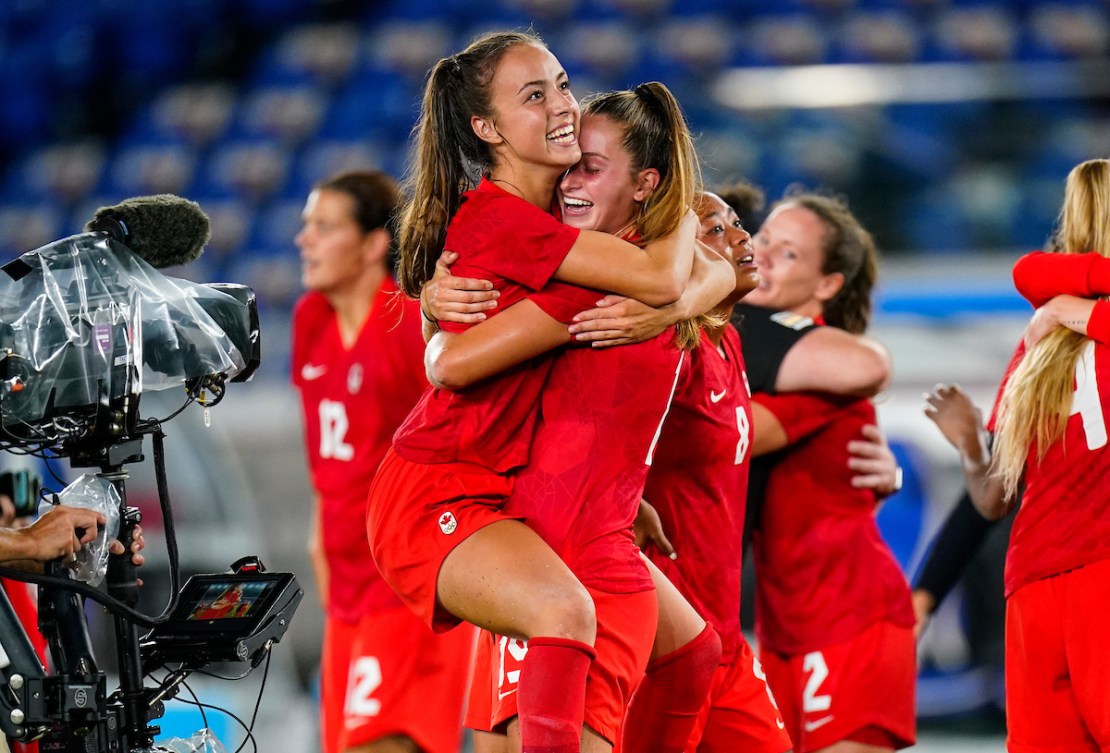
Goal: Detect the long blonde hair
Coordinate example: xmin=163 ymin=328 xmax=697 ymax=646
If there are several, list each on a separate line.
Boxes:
xmin=395 ymin=31 xmax=546 ymax=297
xmin=582 ymin=83 xmax=707 ymax=348
xmin=992 ymin=158 xmax=1110 ymax=501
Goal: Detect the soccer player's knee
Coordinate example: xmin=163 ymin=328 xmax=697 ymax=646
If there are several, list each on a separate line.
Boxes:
xmin=535 ymin=581 xmax=596 ymax=641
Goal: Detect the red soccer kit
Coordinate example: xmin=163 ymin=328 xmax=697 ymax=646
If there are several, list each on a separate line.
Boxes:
xmin=293 ymin=279 xmax=425 ymax=622
xmin=753 ymin=391 xmax=915 ymax=751
xmin=479 ymin=325 xmax=684 ymax=743
xmin=642 ymin=325 xmax=790 ymax=752
xmin=468 ymin=221 xmax=686 ymax=741
xmin=391 ymin=178 xmax=585 ymax=473
xmin=997 ymin=250 xmax=1110 ymax=596
xmin=644 ymin=326 xmax=751 ymax=663
xmin=508 ymin=326 xmax=683 ymax=593
xmin=368 ymin=179 xmax=593 ymax=631
xmin=991 ymin=250 xmax=1110 ymax=751
xmin=293 ymin=278 xmax=474 ymax=753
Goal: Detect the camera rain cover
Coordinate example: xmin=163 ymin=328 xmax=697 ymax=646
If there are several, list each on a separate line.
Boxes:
xmin=52 ymin=473 xmax=121 ymax=586
xmin=0 ymin=233 xmax=248 ymax=430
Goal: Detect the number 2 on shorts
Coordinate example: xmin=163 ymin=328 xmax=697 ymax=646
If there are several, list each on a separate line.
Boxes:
xmin=802 ymin=651 xmax=832 ymax=713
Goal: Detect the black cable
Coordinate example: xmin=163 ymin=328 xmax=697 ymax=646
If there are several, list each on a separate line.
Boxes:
xmin=171 ymin=696 xmax=257 ymax=753
xmin=0 ymin=426 xmax=185 ymax=627
xmin=146 ymin=667 xmax=213 ymax=734
xmin=194 ymin=666 xmax=253 ymax=681
xmin=150 ymin=428 xmax=182 ymax=616
xmin=179 ymin=677 xmax=211 ymax=737
xmin=233 ymin=649 xmax=270 ymax=753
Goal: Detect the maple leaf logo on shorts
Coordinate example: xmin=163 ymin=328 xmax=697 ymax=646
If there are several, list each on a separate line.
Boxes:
xmin=438 ymin=511 xmax=458 ymax=535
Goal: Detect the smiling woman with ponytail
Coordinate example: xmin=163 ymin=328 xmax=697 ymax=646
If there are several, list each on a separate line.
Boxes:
xmin=365 ymin=31 xmax=731 ymax=753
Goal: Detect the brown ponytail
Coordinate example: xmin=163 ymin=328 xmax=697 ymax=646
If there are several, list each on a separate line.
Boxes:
xmin=582 ymin=82 xmax=706 ymax=348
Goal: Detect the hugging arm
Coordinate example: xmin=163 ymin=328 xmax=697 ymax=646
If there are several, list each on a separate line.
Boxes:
xmin=553 ymin=210 xmax=700 ymax=306
xmin=567 ymin=241 xmax=736 ymax=346
xmin=1013 ymin=251 xmax=1110 ymax=307
xmin=776 ymin=327 xmax=892 ymax=397
xmin=425 ymin=300 xmax=570 ymax=390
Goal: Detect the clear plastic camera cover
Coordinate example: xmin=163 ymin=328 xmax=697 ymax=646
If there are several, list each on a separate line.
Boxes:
xmin=52 ymin=473 xmax=121 ymax=587
xmin=0 ymin=233 xmax=250 ymax=427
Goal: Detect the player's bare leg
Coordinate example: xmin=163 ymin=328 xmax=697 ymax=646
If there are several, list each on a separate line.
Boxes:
xmin=436 ymin=519 xmax=595 ymax=642
xmin=437 ymin=519 xmax=596 ymax=752
xmin=504 ymin=718 xmax=612 ymax=753
xmin=472 ymin=730 xmax=509 ymax=753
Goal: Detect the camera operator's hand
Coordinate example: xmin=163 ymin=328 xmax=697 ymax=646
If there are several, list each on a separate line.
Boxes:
xmin=108 ymin=523 xmax=146 ymax=568
xmin=0 ymin=504 xmax=103 ymax=566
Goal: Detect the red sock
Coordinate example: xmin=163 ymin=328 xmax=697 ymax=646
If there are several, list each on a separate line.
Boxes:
xmin=619 ymin=623 xmax=722 ymax=753
xmin=518 ymin=636 xmax=596 ymax=753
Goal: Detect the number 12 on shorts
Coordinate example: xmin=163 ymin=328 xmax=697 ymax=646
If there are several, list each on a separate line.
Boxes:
xmin=347 ymin=656 xmax=383 ymax=719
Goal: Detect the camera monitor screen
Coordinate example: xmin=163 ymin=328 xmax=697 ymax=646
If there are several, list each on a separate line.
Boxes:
xmin=153 ymin=572 xmax=294 ymax=640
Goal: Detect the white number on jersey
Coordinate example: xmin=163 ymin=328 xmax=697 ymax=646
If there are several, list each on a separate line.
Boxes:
xmin=498 ymin=635 xmax=528 ymax=697
xmin=802 ymin=651 xmax=832 ymax=713
xmin=735 ymin=407 xmax=751 ymax=465
xmin=346 ymin=656 xmax=383 ymax=718
xmin=1071 ymin=341 xmax=1108 ymax=451
xmin=319 ymin=399 xmax=354 ymax=461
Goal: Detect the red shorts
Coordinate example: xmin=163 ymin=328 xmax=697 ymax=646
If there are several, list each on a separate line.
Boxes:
xmin=759 ymin=619 xmax=916 ymax=753
xmin=468 ymin=587 xmax=658 ymax=744
xmin=320 ymin=606 xmax=476 ymax=753
xmin=367 ymin=448 xmax=517 ymax=632
xmin=686 ymin=637 xmax=792 ymax=753
xmin=1006 ymin=558 xmax=1110 ymax=753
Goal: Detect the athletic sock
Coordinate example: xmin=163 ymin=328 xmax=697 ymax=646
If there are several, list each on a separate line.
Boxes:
xmin=518 ymin=636 xmax=596 ymax=753
xmin=619 ymin=623 xmax=723 ymax=753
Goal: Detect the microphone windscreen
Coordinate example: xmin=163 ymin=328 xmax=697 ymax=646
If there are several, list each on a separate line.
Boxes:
xmin=86 ymin=194 xmax=211 ymax=269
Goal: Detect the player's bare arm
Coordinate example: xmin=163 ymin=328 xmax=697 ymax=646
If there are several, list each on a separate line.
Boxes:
xmin=567 ymin=240 xmax=734 ymax=347
xmin=776 ymin=327 xmax=892 ymax=397
xmin=425 ymin=299 xmax=570 ymax=390
xmin=924 ymin=384 xmax=1007 ymax=520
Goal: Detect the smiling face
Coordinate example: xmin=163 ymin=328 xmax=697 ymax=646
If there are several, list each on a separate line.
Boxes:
xmin=745 ymin=203 xmax=844 ymax=318
xmin=696 ymin=192 xmax=759 ymax=300
xmin=296 ymin=188 xmax=375 ymax=296
xmin=558 ymin=114 xmax=642 ymax=234
xmin=473 ymin=43 xmax=581 ymax=173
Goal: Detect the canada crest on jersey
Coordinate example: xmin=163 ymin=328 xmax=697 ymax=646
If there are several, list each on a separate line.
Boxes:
xmin=438 ymin=511 xmax=458 ymax=535
xmin=347 ymin=363 xmax=363 ymax=394
xmin=770 ymin=311 xmax=815 ymax=330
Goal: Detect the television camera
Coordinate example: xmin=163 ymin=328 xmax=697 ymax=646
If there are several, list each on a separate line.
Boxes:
xmin=0 ymin=196 xmax=302 ymax=752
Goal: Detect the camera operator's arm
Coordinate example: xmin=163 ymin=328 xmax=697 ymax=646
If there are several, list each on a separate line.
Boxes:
xmin=0 ymin=505 xmax=102 ymax=567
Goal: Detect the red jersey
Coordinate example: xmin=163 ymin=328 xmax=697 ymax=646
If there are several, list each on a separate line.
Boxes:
xmin=641 ymin=325 xmax=752 ymax=662
xmin=506 ymin=327 xmax=685 ymax=593
xmin=292 ymin=278 xmax=426 ymax=622
xmin=392 ymin=179 xmax=587 ymax=472
xmin=1012 ymin=250 xmax=1110 ymax=308
xmin=991 ymin=339 xmax=1110 ymax=596
xmin=753 ymin=392 xmax=914 ymax=655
